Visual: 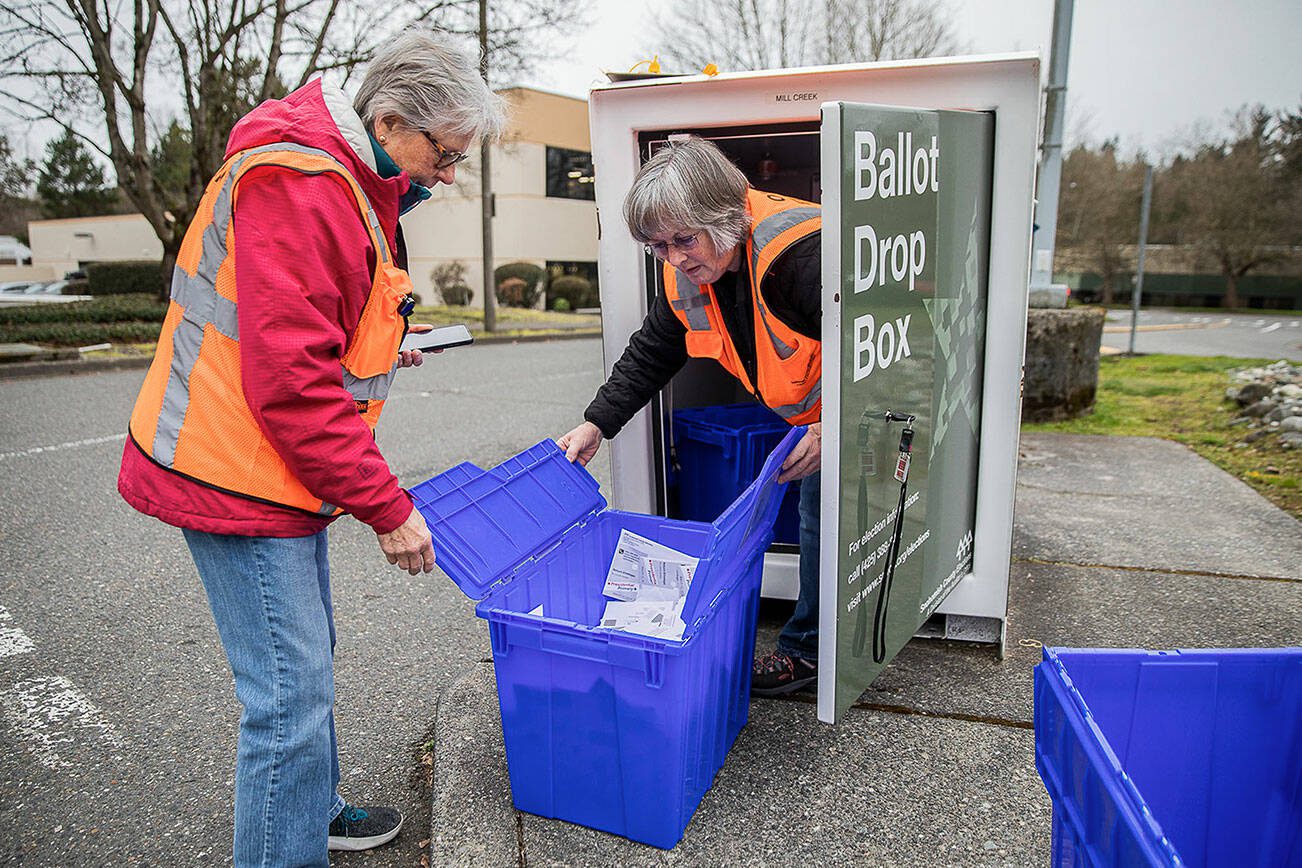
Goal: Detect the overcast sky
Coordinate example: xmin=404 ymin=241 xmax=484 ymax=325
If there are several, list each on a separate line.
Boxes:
xmin=531 ymin=0 xmax=1301 ymax=157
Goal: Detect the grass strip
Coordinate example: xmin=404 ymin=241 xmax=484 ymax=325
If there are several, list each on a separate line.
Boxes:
xmin=1023 ymin=354 xmax=1300 ymax=518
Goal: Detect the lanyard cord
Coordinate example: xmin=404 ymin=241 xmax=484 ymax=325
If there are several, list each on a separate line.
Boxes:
xmin=873 ymin=412 xmax=915 ymax=665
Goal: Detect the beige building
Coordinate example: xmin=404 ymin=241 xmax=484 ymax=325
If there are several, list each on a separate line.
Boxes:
xmin=21 ymin=213 xmax=162 ymax=282
xmin=403 ymin=86 xmax=598 ymax=309
xmin=16 ymin=86 xmax=598 ymax=307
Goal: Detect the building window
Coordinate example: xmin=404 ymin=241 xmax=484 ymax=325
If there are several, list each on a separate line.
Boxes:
xmin=546 ymin=147 xmax=595 ymax=200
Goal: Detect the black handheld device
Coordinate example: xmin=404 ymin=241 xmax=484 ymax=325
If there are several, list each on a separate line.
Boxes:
xmin=398 ymin=324 xmax=475 ymax=354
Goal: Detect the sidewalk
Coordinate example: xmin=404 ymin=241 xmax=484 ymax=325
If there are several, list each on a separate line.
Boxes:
xmin=425 ymin=433 xmax=1302 ymax=867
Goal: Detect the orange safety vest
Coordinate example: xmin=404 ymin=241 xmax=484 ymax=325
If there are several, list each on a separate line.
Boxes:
xmin=664 ymin=189 xmax=822 ymax=425
xmin=127 ymin=143 xmax=411 ymax=516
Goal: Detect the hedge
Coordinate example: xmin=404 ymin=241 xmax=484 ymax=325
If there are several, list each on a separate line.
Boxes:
xmin=548 ymin=274 xmax=598 ymax=310
xmin=0 ymin=293 xmax=167 ymax=346
xmin=86 ymin=260 xmax=166 ymax=296
xmin=0 ymin=321 xmax=164 ymax=346
xmin=0 ymin=293 xmax=167 ymax=326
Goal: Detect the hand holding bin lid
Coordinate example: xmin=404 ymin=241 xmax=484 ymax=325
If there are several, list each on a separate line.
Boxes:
xmin=407 ymin=440 xmax=606 ymax=601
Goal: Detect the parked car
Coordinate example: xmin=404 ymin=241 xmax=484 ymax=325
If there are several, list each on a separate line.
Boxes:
xmin=26 ymin=280 xmax=69 ymax=295
xmin=0 ymin=281 xmax=41 ymax=294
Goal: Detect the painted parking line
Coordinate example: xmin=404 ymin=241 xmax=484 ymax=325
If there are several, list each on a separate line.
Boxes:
xmin=0 ymin=675 xmax=126 ymax=769
xmin=1260 ymin=322 xmax=1282 ymax=334
xmin=0 ymin=432 xmax=127 ymax=462
xmin=0 ymin=606 xmax=35 ymax=658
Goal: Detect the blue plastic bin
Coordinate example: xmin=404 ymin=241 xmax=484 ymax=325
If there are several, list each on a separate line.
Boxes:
xmin=410 ymin=427 xmax=803 ymax=848
xmin=673 ymin=403 xmax=802 ymax=545
xmin=1033 ymin=646 xmax=1302 ymax=868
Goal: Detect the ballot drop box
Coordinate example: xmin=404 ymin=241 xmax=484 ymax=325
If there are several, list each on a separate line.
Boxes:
xmin=410 ymin=428 xmax=803 ymax=848
xmin=588 ymin=55 xmax=1041 ymax=723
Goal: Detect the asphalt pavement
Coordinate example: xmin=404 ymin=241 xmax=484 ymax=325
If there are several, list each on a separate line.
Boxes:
xmin=1 ymin=337 xmax=1300 ymax=867
xmin=0 ymin=338 xmax=612 ymax=867
xmin=1100 ymin=308 xmax=1301 ymax=359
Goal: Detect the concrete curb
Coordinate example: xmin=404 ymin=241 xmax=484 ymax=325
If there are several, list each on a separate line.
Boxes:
xmin=429 ymin=662 xmax=521 ymax=867
xmin=0 ymin=330 xmax=602 ymax=380
xmin=0 ymin=354 xmax=154 ymax=380
xmin=1101 ymin=318 xmax=1231 ymax=334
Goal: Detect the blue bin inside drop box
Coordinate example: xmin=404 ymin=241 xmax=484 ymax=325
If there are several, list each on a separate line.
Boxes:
xmin=409 ymin=426 xmax=804 ymax=849
xmin=1033 ymin=646 xmax=1302 ymax=868
xmin=673 ymin=403 xmax=802 ymax=545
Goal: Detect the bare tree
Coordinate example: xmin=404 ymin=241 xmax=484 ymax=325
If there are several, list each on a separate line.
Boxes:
xmin=822 ymin=0 xmax=961 ymax=64
xmin=648 ymin=0 xmax=816 ymax=72
xmin=651 ymin=0 xmax=960 ymax=73
xmin=0 ymin=0 xmax=383 ymax=293
xmin=1159 ymin=106 xmax=1291 ymax=309
xmin=1056 ymin=140 xmax=1144 ymax=304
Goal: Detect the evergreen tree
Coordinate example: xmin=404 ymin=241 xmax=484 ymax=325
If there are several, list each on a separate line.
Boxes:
xmin=36 ymin=129 xmax=117 ymax=218
xmin=0 ymin=133 xmax=37 ymax=241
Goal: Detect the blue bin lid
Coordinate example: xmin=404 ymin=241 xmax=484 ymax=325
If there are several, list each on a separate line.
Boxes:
xmin=408 ymin=439 xmax=606 ymax=600
xmin=679 ymin=425 xmax=806 ymax=629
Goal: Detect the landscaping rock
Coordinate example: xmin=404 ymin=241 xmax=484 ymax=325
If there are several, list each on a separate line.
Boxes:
xmin=1280 ymin=416 xmax=1302 ymax=433
xmin=1235 ymin=381 xmax=1274 ymax=405
xmin=1281 ymin=432 xmax=1302 ymax=450
xmin=1244 ymin=400 xmax=1275 ymax=418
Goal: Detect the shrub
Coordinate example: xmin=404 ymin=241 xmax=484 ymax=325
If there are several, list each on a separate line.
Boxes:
xmin=0 ymin=293 xmax=167 ymax=326
xmin=549 ymin=274 xmax=597 ymax=310
xmin=440 ymin=284 xmax=474 ymax=306
xmin=85 ymin=260 xmax=164 ymax=296
xmin=552 ymin=297 xmax=571 ymax=312
xmin=496 ymin=276 xmax=531 ymax=308
xmin=0 ymin=321 xmax=163 ymax=346
xmin=494 ymin=262 xmax=545 ymax=308
xmin=430 ymin=261 xmax=474 ymax=306
xmin=0 ymin=293 xmax=168 ymax=346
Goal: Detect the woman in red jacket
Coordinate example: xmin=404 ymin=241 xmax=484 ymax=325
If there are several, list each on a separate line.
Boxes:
xmin=118 ymin=30 xmax=503 ymax=865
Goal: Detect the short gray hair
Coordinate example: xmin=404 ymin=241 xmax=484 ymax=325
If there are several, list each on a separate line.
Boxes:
xmin=354 ymin=30 xmax=506 ymax=142
xmin=623 ymin=136 xmax=751 ymax=251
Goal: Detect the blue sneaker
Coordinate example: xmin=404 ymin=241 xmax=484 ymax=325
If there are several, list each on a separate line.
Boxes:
xmin=327 ymin=804 xmax=404 ymax=852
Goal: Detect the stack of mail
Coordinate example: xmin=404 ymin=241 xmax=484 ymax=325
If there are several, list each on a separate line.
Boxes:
xmin=598 ymin=529 xmax=699 ymax=640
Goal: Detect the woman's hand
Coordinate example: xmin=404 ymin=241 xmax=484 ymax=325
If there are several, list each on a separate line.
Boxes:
xmin=778 ymin=422 xmax=821 ymax=483
xmin=376 ymin=505 xmax=436 ymax=575
xmin=398 ymin=323 xmax=442 ymax=368
xmin=557 ymin=421 xmax=604 ymax=466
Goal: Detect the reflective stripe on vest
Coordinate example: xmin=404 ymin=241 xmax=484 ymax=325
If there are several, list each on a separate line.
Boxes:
xmin=134 ymin=142 xmax=403 ymax=515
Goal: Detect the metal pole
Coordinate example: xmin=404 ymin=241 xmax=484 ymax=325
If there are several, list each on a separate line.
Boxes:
xmin=1030 ymin=0 xmax=1074 ymax=289
xmin=479 ymin=0 xmax=497 ymax=333
xmin=1128 ymin=165 xmax=1153 ymax=355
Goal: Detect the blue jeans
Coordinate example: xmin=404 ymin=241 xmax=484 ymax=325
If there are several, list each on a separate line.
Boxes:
xmin=184 ymin=528 xmax=344 ymax=868
xmin=777 ymin=471 xmax=820 ymax=661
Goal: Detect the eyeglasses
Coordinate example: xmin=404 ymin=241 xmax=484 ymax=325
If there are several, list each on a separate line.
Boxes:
xmin=421 ymin=131 xmax=470 ymax=169
xmin=644 ymin=232 xmax=702 ymax=259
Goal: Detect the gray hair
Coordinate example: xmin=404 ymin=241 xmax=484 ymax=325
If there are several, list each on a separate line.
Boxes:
xmin=354 ymin=30 xmax=506 ymax=142
xmin=623 ymin=136 xmax=751 ymax=251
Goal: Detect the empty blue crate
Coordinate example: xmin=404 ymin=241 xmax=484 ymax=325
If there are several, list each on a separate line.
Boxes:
xmin=1033 ymin=646 xmax=1302 ymax=868
xmin=410 ymin=427 xmax=804 ymax=849
xmin=673 ymin=403 xmax=802 ymax=545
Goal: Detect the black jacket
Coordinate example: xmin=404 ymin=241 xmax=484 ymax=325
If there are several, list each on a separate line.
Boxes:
xmin=584 ymin=232 xmax=821 ymax=438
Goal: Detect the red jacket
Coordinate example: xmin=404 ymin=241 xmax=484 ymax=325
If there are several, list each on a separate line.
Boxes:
xmin=119 ymin=78 xmax=415 ymax=537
